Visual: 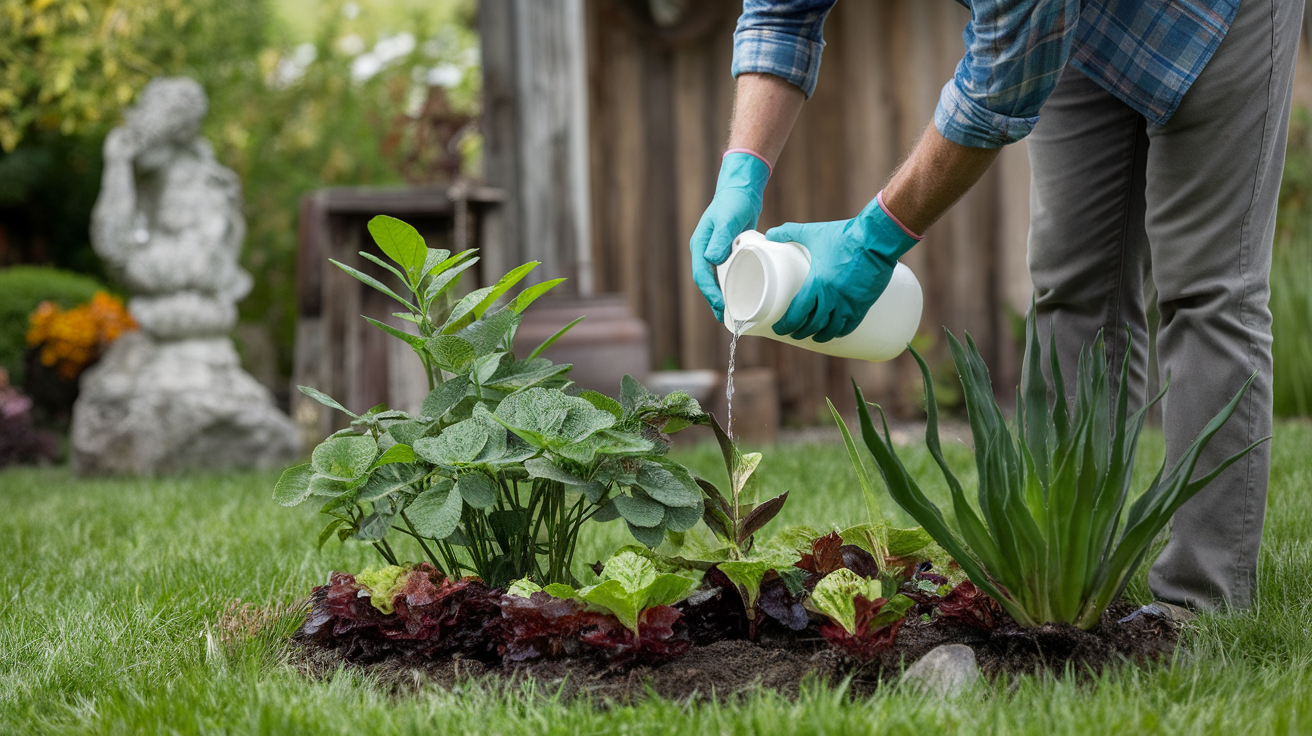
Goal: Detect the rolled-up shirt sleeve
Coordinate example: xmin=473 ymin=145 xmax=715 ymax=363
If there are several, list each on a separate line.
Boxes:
xmin=934 ymin=0 xmax=1079 ymax=148
xmin=731 ymin=0 xmax=838 ymax=99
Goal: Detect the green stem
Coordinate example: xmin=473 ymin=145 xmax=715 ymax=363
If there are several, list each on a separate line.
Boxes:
xmin=372 ymin=542 xmax=398 ymax=566
xmin=399 ymin=511 xmax=443 ymax=573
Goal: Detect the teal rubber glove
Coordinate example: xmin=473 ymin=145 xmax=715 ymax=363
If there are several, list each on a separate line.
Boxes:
xmin=767 ymin=193 xmax=921 ymax=343
xmin=689 ymin=152 xmax=771 ymax=322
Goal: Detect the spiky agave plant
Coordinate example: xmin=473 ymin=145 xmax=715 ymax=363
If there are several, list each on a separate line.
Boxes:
xmin=855 ymin=311 xmax=1264 ymax=629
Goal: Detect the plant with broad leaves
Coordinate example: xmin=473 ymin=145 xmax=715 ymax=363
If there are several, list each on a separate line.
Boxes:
xmin=275 ymin=215 xmax=710 ymax=588
xmin=511 ymin=550 xmax=696 ymax=664
xmin=521 ymin=551 xmax=698 ymax=634
xmin=856 ymin=308 xmax=1265 ymax=630
xmin=807 ymin=568 xmax=914 ymax=661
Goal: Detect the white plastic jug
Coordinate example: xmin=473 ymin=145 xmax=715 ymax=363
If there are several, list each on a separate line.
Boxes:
xmin=716 ymin=229 xmax=923 ymax=362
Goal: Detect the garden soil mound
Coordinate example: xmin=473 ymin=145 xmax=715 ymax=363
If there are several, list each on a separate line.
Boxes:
xmin=286 ymin=602 xmax=1178 ymax=702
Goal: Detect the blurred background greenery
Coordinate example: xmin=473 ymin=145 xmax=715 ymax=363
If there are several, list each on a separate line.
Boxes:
xmin=0 ymin=0 xmax=481 ymax=389
xmin=1 ymin=0 xmax=1310 ymax=421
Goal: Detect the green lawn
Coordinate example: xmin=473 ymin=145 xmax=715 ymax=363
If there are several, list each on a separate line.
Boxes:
xmin=3 ymin=424 xmax=1311 ymax=734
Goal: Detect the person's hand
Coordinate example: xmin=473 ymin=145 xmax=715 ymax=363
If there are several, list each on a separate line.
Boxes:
xmin=689 ymin=152 xmax=770 ymax=322
xmin=767 ymin=194 xmax=921 ymax=342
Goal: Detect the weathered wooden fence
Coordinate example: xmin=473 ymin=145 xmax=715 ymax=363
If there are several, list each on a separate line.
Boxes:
xmin=585 ymin=0 xmax=1033 ymax=423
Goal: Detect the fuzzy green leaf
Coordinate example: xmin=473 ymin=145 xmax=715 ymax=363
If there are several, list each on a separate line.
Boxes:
xmin=619 ymin=374 xmax=650 ymax=413
xmin=635 ymin=460 xmax=703 ymax=509
xmin=372 ymin=444 xmax=415 ymax=467
xmin=421 ymin=376 xmax=471 ymax=419
xmin=662 ymin=503 xmax=703 ymax=533
xmin=311 ymin=435 xmax=377 ymax=481
xmin=407 ymin=480 xmax=463 ymax=539
xmin=298 ymin=385 xmax=356 ymax=418
xmin=273 ymin=463 xmax=314 ymax=507
xmin=581 ymin=390 xmax=623 ymax=419
xmin=456 ymin=471 xmax=498 ymax=510
xmin=613 ymin=493 xmax=665 ymax=528
xmin=524 ymin=456 xmax=587 ymax=485
xmin=626 ymin=521 xmax=667 ymax=548
xmin=426 ymin=335 xmax=476 ymax=373
xmin=357 ymin=463 xmax=427 ymax=503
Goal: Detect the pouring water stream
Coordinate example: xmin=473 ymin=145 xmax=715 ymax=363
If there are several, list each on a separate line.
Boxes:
xmin=726 ymin=318 xmax=747 ymax=441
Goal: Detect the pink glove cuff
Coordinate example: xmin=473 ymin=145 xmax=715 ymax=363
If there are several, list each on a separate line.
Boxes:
xmin=723 ymin=148 xmax=773 ymax=176
xmin=877 ymin=190 xmax=924 ymax=240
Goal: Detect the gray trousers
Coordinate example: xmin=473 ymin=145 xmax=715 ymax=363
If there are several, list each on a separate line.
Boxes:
xmin=1027 ymin=0 xmax=1302 ymax=609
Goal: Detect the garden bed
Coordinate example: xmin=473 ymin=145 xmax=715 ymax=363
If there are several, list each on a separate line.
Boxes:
xmin=286 ymin=596 xmax=1178 ymax=703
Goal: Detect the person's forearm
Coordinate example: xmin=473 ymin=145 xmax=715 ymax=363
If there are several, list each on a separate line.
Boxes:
xmin=881 ymin=125 xmax=1000 ymax=235
xmin=727 ymin=73 xmax=806 ymax=166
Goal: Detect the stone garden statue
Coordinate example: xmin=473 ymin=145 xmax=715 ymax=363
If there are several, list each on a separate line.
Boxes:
xmin=72 ymin=77 xmax=300 ymax=474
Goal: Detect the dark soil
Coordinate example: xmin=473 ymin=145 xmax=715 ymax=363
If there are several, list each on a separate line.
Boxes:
xmin=287 ymin=601 xmax=1179 ymax=703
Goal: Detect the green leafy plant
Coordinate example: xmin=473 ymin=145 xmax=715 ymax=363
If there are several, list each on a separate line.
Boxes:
xmin=854 ymin=310 xmax=1264 ymax=629
xmin=807 ymin=568 xmax=913 ymax=660
xmin=520 ymin=551 xmax=698 ymax=634
xmin=0 ymin=266 xmax=104 ymax=385
xmin=275 ymin=216 xmax=709 ymax=588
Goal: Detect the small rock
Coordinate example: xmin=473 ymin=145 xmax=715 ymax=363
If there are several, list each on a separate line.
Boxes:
xmin=900 ymin=644 xmax=979 ymax=697
xmin=1119 ymin=602 xmax=1196 ymax=624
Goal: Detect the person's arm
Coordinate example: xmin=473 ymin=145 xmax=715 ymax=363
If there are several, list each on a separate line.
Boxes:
xmin=688 ymin=1 xmax=836 ymax=321
xmin=726 ymin=72 xmax=805 ymax=167
xmin=761 ymin=0 xmax=1082 ymax=340
xmin=879 ymin=126 xmax=999 ymax=235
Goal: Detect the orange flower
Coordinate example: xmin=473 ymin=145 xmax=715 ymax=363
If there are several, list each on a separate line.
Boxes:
xmin=26 ymin=291 xmax=137 ymax=381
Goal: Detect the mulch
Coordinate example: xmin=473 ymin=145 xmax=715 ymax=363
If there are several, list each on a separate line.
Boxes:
xmin=285 ymin=601 xmax=1179 ymax=703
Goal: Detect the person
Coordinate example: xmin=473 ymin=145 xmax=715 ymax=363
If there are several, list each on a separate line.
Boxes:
xmin=689 ymin=0 xmax=1302 ymax=612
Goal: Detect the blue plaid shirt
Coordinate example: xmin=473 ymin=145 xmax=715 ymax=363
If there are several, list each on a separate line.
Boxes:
xmin=732 ymin=0 xmax=1239 ymax=148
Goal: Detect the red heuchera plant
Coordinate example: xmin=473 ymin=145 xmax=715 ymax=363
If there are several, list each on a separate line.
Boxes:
xmin=796 ymin=531 xmax=881 ymax=580
xmin=299 ymin=563 xmax=500 ymax=659
xmin=936 ymin=580 xmax=1005 ymax=632
xmin=492 ymin=592 xmax=599 ymax=662
xmin=675 ymin=567 xmax=749 ymax=644
xmin=580 ymin=605 xmax=689 ymax=665
xmin=819 ymin=595 xmax=908 ymax=661
xmin=493 ymin=591 xmax=689 ymax=666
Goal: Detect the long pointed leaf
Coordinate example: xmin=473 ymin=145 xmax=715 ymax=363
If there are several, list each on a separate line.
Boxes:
xmin=827 ymin=398 xmax=882 ymax=524
xmin=474 ymin=262 xmax=539 ymax=318
xmin=510 ymin=278 xmax=567 ymax=313
xmin=330 ymin=259 xmax=418 ymax=312
xmin=362 ymin=316 xmax=426 ymax=351
xmin=528 ymin=316 xmax=585 ymax=360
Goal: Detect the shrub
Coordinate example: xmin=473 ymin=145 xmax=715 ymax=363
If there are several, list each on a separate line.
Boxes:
xmin=0 ymin=266 xmax=104 ymax=384
xmin=275 ymin=216 xmax=709 ymax=589
xmin=855 ymin=310 xmax=1262 ymax=630
xmin=27 ymin=291 xmax=136 ymax=381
